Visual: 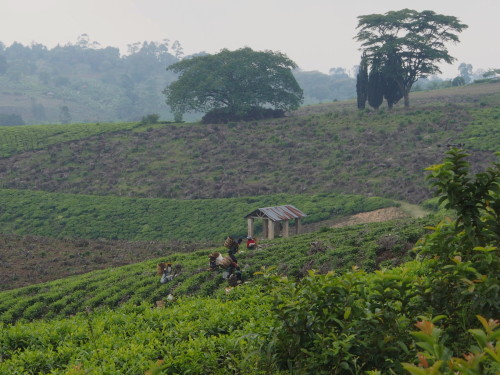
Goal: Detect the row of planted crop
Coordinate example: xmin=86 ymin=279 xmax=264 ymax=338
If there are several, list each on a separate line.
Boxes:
xmin=1 ymin=104 xmax=494 ymax=160
xmin=0 ymin=122 xmax=141 ymax=157
xmin=0 ymin=188 xmax=396 ymax=241
xmin=0 ymin=217 xmax=429 ymax=325
xmin=1 ymin=257 xmax=496 ymax=375
xmin=0 ymin=246 xmax=229 ymax=324
xmin=0 ymin=283 xmax=276 ymax=375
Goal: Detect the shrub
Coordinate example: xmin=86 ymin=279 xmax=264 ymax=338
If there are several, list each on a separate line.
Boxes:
xmin=260 ymin=149 xmax=500 ymax=373
xmin=201 ymin=106 xmax=285 ymax=124
xmin=416 ymin=148 xmax=500 ymax=351
xmin=140 ymin=113 xmax=160 ymax=124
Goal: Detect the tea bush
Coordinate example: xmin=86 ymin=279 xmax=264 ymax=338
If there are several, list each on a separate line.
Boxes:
xmin=0 ymin=122 xmax=139 ymax=157
xmin=261 ymin=149 xmax=499 ymax=374
xmin=0 ymin=189 xmax=395 ymax=241
xmin=0 ymin=149 xmax=497 ymax=374
xmin=0 ymin=215 xmax=428 ymax=325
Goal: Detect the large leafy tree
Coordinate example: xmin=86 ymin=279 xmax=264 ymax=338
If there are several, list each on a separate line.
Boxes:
xmin=163 ymin=47 xmax=303 ymax=119
xmin=355 ymin=9 xmax=468 ymax=108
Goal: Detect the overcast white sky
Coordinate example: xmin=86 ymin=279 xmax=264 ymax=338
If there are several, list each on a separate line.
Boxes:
xmin=1 ymin=0 xmax=498 ymax=78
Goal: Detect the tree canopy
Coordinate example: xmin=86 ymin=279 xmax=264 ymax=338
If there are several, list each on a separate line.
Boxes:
xmin=163 ymin=48 xmax=303 ymax=121
xmin=355 ymin=9 xmax=468 ymax=108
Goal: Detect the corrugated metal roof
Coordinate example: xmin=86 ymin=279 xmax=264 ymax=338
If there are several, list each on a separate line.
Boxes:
xmin=244 ymin=205 xmax=307 ymax=222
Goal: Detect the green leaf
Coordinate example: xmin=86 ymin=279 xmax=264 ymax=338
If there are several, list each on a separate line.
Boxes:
xmin=344 ymin=307 xmax=352 ymax=320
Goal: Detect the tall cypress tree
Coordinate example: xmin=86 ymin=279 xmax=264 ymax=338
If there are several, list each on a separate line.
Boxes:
xmin=356 ymin=54 xmax=368 ymax=109
xmin=355 ymin=9 xmax=468 ymax=108
xmin=382 ymin=52 xmax=403 ymax=109
xmin=383 ymin=76 xmax=402 ymax=109
xmin=367 ymin=65 xmax=384 ymax=110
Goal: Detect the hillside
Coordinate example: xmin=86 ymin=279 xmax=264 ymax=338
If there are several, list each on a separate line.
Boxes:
xmin=0 ymin=191 xmax=396 ymax=290
xmin=0 ymin=201 xmax=497 ymax=373
xmin=0 ymin=234 xmax=200 ymax=291
xmin=0 ymin=216 xmax=429 ymax=322
xmin=0 ymin=205 xmax=414 ymax=292
xmin=0 ymin=82 xmax=498 ymax=205
xmin=0 ymin=189 xmax=394 ymax=239
xmin=0 ymin=132 xmax=498 ymax=374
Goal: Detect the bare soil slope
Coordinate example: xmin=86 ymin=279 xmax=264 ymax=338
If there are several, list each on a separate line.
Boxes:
xmin=0 ymin=235 xmax=207 ymax=291
xmin=331 ymin=207 xmax=410 ymax=228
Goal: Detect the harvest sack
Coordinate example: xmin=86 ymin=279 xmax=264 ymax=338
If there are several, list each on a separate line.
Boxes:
xmin=224 ymin=236 xmax=236 ymax=249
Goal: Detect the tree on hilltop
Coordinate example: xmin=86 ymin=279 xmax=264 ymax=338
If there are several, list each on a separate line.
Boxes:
xmin=367 ymin=68 xmax=384 ymax=110
xmin=355 ymin=8 xmax=468 ymax=108
xmin=163 ymin=47 xmax=303 ymax=123
xmin=356 ymin=53 xmax=368 ymax=109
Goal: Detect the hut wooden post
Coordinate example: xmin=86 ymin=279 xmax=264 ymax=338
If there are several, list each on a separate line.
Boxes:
xmin=295 ymin=218 xmax=302 ymax=235
xmin=263 ymin=219 xmax=269 ymax=238
xmin=268 ymin=219 xmax=275 ymax=239
xmin=283 ymin=220 xmax=289 ymax=237
xmin=247 ymin=218 xmax=254 ymax=238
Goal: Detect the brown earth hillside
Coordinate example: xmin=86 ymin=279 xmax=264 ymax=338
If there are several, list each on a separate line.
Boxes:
xmin=0 ymin=235 xmax=209 ymax=291
xmin=301 ymin=204 xmax=427 ymax=232
xmin=0 ymin=83 xmax=498 ymax=204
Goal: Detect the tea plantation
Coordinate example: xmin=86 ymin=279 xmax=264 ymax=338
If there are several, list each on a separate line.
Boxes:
xmin=0 ymin=216 xmax=427 ymax=325
xmin=0 ymin=82 xmax=498 ymax=373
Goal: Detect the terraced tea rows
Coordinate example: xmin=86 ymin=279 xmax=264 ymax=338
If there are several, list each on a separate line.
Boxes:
xmin=0 ymin=217 xmax=428 ymax=324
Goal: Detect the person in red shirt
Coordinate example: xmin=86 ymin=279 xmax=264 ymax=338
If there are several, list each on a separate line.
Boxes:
xmin=246 ymin=236 xmax=257 ymax=250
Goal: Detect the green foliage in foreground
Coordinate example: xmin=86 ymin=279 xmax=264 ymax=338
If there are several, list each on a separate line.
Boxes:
xmin=0 ymin=287 xmax=276 ymax=375
xmin=0 ymin=121 xmax=140 ymax=157
xmin=0 ymin=258 xmax=497 ymax=374
xmin=0 ymin=189 xmax=395 ymax=241
xmin=0 ymin=217 xmax=426 ymax=324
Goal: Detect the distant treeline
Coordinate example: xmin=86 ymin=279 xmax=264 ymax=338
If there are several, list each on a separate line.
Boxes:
xmin=0 ymin=37 xmax=360 ymax=124
xmin=0 ymin=37 xmax=181 ymax=124
xmin=0 ymin=36 xmax=474 ymax=125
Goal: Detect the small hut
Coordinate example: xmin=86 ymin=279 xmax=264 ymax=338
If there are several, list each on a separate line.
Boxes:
xmin=244 ymin=205 xmax=307 ymax=240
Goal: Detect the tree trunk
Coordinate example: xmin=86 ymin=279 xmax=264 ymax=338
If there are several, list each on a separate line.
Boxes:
xmin=404 ymin=89 xmax=410 ymax=108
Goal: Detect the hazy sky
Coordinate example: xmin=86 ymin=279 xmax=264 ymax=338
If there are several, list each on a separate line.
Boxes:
xmin=1 ymin=0 xmax=498 ymax=78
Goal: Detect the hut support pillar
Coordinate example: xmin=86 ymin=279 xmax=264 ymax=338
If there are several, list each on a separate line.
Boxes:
xmin=247 ymin=218 xmax=254 ymax=238
xmin=268 ymin=219 xmax=275 ymax=239
xmin=283 ymin=220 xmax=289 ymax=237
xmin=296 ymin=218 xmax=302 ymax=235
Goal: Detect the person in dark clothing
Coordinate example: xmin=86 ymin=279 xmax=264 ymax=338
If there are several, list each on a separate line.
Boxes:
xmin=228 ymin=238 xmax=242 ymax=263
xmin=208 ymin=252 xmax=243 ymax=284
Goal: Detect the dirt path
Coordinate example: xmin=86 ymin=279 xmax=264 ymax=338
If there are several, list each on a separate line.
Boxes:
xmin=330 ymin=203 xmax=430 ymax=229
xmin=395 ymin=201 xmax=430 ymax=218
xmin=301 ymin=202 xmax=430 ymax=233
